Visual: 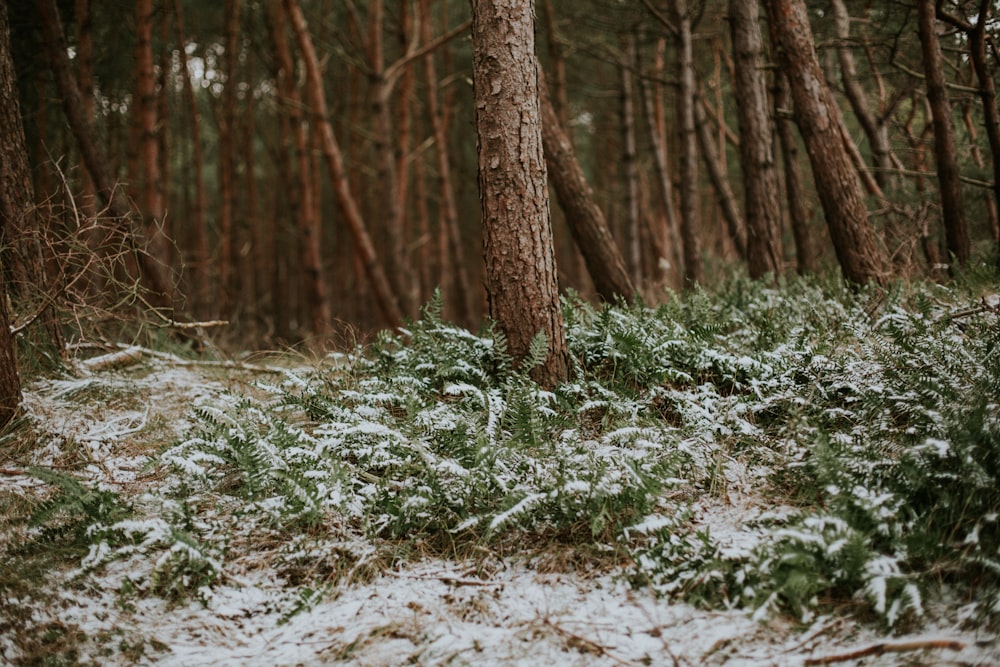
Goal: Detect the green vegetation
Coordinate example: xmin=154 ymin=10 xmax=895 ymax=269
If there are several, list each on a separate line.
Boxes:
xmin=13 ymin=276 xmax=1000 ymax=631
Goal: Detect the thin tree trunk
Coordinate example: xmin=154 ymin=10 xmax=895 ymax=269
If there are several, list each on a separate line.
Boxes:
xmin=419 ymin=0 xmax=472 ymax=325
xmin=471 ymin=0 xmax=568 ymax=387
xmin=935 ymin=0 xmax=998 ymax=266
xmin=620 ymin=34 xmax=642 ymax=282
xmin=675 ymin=0 xmax=702 ymax=285
xmin=831 ymin=0 xmax=894 ymax=190
xmin=36 ymin=0 xmax=175 ymax=311
xmin=774 ymin=72 xmax=819 ymax=274
xmin=135 ymin=0 xmax=168 ymax=275
xmin=694 ymin=91 xmax=747 ymax=259
xmin=284 ymin=0 xmax=403 ymax=329
xmin=172 ymin=0 xmax=209 ymax=319
xmin=639 ymin=36 xmax=682 ymax=282
xmin=270 ymin=0 xmax=330 ymax=336
xmin=917 ymin=0 xmax=969 ymax=267
xmin=539 ymin=70 xmax=635 ymax=302
xmin=218 ymin=0 xmax=241 ymax=318
xmin=729 ymin=0 xmax=782 ymax=278
xmin=764 ymin=0 xmax=886 ymax=286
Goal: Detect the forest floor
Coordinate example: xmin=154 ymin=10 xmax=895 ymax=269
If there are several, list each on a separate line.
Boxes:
xmin=1 ymin=349 xmax=996 ymax=666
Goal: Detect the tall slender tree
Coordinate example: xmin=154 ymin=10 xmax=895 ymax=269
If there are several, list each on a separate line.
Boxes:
xmin=471 ymin=0 xmax=568 ymax=387
xmin=921 ymin=0 xmax=972 ymax=267
xmin=764 ymin=0 xmax=886 ymax=286
xmin=729 ymin=0 xmax=782 ymax=278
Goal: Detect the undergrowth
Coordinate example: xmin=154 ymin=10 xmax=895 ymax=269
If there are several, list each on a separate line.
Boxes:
xmin=19 ymin=277 xmax=1000 ymax=630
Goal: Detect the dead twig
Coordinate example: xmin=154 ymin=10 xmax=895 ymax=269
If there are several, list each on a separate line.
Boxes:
xmin=540 ymin=617 xmax=642 ymax=666
xmin=804 ymin=639 xmax=965 ymax=665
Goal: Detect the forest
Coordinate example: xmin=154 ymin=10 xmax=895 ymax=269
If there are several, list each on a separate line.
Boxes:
xmin=1 ymin=0 xmax=997 ymax=349
xmin=2 ymin=0 xmax=1000 ymax=664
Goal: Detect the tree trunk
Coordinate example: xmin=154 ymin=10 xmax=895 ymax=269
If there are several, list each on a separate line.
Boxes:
xmin=729 ymin=0 xmax=782 ymax=278
xmin=471 ymin=0 xmax=568 ymax=387
xmin=283 ymin=0 xmax=404 ymax=329
xmin=134 ymin=0 xmax=169 ymax=280
xmin=218 ymin=0 xmax=241 ymax=317
xmin=917 ymin=0 xmax=969 ymax=268
xmin=773 ymin=72 xmax=819 ymax=275
xmin=935 ymin=0 xmax=993 ymax=267
xmin=419 ymin=0 xmax=473 ymax=325
xmin=831 ymin=0 xmax=894 ymax=190
xmin=675 ymin=0 xmax=702 ymax=285
xmin=619 ymin=34 xmax=642 ymax=282
xmin=270 ymin=0 xmax=330 ymax=337
xmin=693 ymin=92 xmax=747 ymax=259
xmin=539 ymin=70 xmax=635 ymax=302
xmin=35 ymin=0 xmax=175 ymax=311
xmin=171 ymin=0 xmax=210 ymax=320
xmin=764 ymin=0 xmax=886 ymax=286
xmin=0 ymin=0 xmax=25 ymax=425
xmin=639 ymin=36 xmax=682 ymax=283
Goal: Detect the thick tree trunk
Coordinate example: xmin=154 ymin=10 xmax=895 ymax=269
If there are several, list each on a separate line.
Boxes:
xmin=764 ymin=0 xmax=886 ymax=286
xmin=539 ymin=70 xmax=635 ymax=302
xmin=471 ymin=0 xmax=569 ymax=387
xmin=729 ymin=0 xmax=782 ymax=278
xmin=35 ymin=0 xmax=175 ymax=310
xmin=0 ymin=0 xmax=25 ymax=425
xmin=284 ymin=0 xmax=404 ymax=329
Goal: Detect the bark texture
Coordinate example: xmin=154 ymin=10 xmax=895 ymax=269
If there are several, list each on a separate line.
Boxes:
xmin=729 ymin=0 xmax=782 ymax=278
xmin=764 ymin=0 xmax=886 ymax=286
xmin=675 ymin=0 xmax=702 ymax=285
xmin=0 ymin=0 xmax=24 ymax=426
xmin=471 ymin=0 xmax=568 ymax=387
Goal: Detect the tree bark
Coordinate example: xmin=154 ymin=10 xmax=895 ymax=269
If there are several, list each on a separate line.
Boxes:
xmin=729 ymin=0 xmax=782 ymax=278
xmin=0 ymin=0 xmax=25 ymax=426
xmin=764 ymin=0 xmax=886 ymax=286
xmin=539 ymin=70 xmax=635 ymax=302
xmin=218 ymin=0 xmax=241 ymax=317
xmin=283 ymin=0 xmax=404 ymax=329
xmin=35 ymin=0 xmax=175 ymax=311
xmin=935 ymin=0 xmax=993 ymax=267
xmin=471 ymin=0 xmax=568 ymax=387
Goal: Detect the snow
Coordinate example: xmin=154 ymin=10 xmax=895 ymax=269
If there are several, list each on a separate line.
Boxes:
xmin=3 ymin=353 xmax=998 ymax=666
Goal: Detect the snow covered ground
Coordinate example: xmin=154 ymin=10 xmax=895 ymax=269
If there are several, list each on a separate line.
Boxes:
xmin=2 ymin=351 xmax=998 ymax=666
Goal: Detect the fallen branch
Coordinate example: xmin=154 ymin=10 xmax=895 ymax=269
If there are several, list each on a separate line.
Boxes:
xmin=82 ymin=346 xmax=144 ymax=372
xmin=804 ymin=639 xmax=965 ymax=665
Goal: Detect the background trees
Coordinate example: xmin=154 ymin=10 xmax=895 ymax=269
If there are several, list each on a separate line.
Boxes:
xmin=4 ymin=0 xmax=999 ymax=350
